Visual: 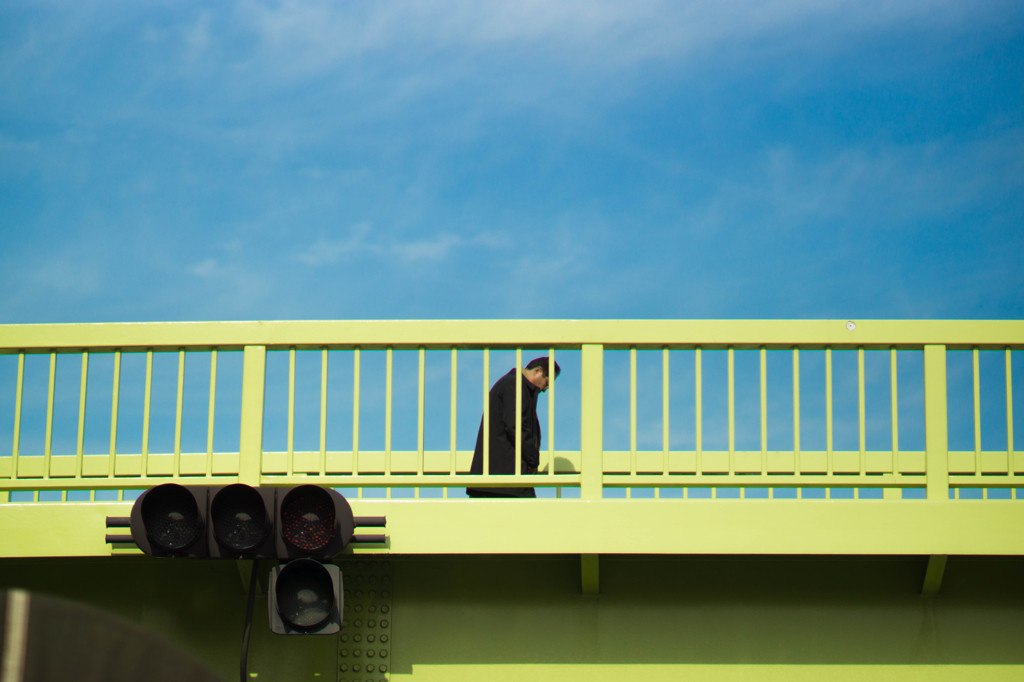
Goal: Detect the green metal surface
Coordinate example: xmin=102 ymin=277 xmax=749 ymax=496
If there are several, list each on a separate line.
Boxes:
xmin=2 ymin=320 xmax=1024 ymax=680
xmin=4 ymin=498 xmax=1024 ymax=559
xmin=2 ymin=555 xmax=1023 ymax=681
xmin=239 ymin=345 xmax=266 ymax=487
xmin=2 ymin=318 xmax=1024 ymax=349
xmin=924 ymin=345 xmax=951 ymax=501
xmin=336 ymin=560 xmax=393 ymax=681
xmin=922 ymin=554 xmax=948 ymax=594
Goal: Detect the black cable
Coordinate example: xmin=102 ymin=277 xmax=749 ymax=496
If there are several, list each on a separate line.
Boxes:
xmin=240 ymin=560 xmax=259 ymax=682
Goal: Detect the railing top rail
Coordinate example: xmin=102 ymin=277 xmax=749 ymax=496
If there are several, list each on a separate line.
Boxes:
xmin=1 ymin=319 xmax=1023 ymax=354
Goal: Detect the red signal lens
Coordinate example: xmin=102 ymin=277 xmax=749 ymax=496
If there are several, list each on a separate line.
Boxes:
xmin=280 ymin=486 xmax=336 ymax=552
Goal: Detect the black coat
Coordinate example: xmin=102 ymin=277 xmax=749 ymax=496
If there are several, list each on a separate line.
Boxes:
xmin=466 ymin=369 xmax=541 ymax=498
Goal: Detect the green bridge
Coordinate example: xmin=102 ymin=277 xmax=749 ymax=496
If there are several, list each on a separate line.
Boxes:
xmin=1 ymin=320 xmax=1022 ymax=681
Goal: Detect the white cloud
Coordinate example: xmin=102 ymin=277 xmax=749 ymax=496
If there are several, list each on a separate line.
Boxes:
xmin=293 ymin=223 xmax=375 ymax=266
xmin=394 ymin=232 xmax=512 ymax=263
xmin=0 ymin=240 xmax=107 ymax=321
xmin=183 ymin=11 xmax=213 ymax=61
xmin=233 ymin=0 xmax=976 ymax=78
xmin=293 ymin=224 xmax=508 ymax=267
xmin=175 ymin=256 xmax=280 ymax=320
xmin=694 ymin=127 xmax=1024 ymax=235
xmin=188 ymin=258 xmax=221 ymax=278
xmin=392 ymin=233 xmax=462 ymax=263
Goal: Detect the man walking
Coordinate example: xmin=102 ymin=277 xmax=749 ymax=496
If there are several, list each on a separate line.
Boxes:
xmin=466 ymin=357 xmax=560 ymax=498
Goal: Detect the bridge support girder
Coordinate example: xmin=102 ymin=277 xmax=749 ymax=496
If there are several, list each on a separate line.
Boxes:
xmin=922 ymin=554 xmax=948 ymax=595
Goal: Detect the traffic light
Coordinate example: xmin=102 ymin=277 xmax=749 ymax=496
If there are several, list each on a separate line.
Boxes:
xmin=211 ymin=483 xmax=276 ymax=558
xmin=128 ymin=483 xmax=209 ymax=557
xmin=275 ymin=484 xmax=354 ymax=559
xmin=124 ymin=483 xmax=279 ymax=559
xmin=269 ymin=485 xmax=352 ymax=635
xmin=119 ymin=483 xmax=354 ymax=560
xmin=106 ymin=483 xmax=385 ymax=636
xmin=267 ymin=559 xmax=343 ymax=635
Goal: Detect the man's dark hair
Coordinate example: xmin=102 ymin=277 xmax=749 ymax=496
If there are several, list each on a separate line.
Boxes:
xmin=526 ymin=356 xmax=561 ymax=378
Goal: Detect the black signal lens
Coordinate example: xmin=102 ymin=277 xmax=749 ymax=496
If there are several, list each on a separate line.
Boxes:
xmin=280 ymin=486 xmax=335 ymax=552
xmin=211 ymin=484 xmax=268 ymax=552
xmin=140 ymin=484 xmax=202 ymax=553
xmin=274 ymin=559 xmax=335 ymax=630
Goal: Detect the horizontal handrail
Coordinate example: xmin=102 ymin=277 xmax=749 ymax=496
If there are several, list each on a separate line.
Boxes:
xmin=2 ymin=319 xmax=1024 ymax=352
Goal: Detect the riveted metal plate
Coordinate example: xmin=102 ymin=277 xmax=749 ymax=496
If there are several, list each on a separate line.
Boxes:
xmin=337 ymin=560 xmax=393 ymax=682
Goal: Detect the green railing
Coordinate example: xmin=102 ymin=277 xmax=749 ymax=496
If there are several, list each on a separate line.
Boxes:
xmin=2 ymin=320 xmax=1022 ymax=504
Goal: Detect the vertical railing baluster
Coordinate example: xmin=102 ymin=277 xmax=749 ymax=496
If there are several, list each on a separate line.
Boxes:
xmin=7 ymin=353 xmax=25 ymax=500
xmin=793 ymin=348 xmax=800 ymax=479
xmin=417 ymin=347 xmax=425 ymax=499
xmin=76 ymin=352 xmax=88 ymax=479
xmin=548 ymin=348 xmax=556 ymax=486
xmin=352 ymin=349 xmax=361 ymax=477
xmin=760 ymin=347 xmax=767 ymax=476
xmin=207 ymin=350 xmax=217 ymax=477
xmin=110 ymin=351 xmax=122 ymax=500
xmin=629 ymin=348 xmax=637 ymax=477
xmin=44 ymin=351 xmax=55 ymax=480
xmin=825 ymin=347 xmax=833 ymax=482
xmin=482 ymin=349 xmax=490 ymax=477
xmin=973 ymin=348 xmax=982 ymax=474
xmin=287 ymin=348 xmax=296 ymax=476
xmin=924 ymin=344 xmax=950 ymax=501
xmin=238 ymin=345 xmax=266 ymax=487
xmin=1006 ymin=348 xmax=1015 ymax=469
xmin=662 ymin=347 xmax=670 ymax=478
xmin=448 ymin=348 xmax=458 ymax=498
xmin=385 ymin=347 xmax=393 ymax=497
xmin=515 ymin=348 xmax=523 ymax=478
xmin=142 ymin=351 xmax=153 ymax=476
xmin=580 ymin=344 xmax=604 ymax=500
xmin=174 ymin=350 xmax=185 ymax=477
xmin=694 ymin=348 xmax=703 ymax=497
xmin=727 ymin=347 xmax=735 ymax=481
xmin=890 ymin=349 xmax=899 ymax=471
xmin=858 ymin=347 xmax=866 ymax=476
xmin=109 ymin=352 xmax=120 ymax=478
xmin=320 ymin=348 xmax=328 ymax=477
xmin=12 ymin=352 xmax=24 ymax=461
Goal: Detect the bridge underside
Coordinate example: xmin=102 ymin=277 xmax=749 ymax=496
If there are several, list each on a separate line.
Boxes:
xmin=2 ymin=553 xmax=1023 ymax=681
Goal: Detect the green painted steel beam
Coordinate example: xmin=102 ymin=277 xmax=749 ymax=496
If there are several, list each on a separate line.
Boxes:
xmin=4 ymin=500 xmax=1024 ymax=558
xmin=387 ymin=665 xmax=1024 ymax=681
xmin=238 ymin=345 xmax=266 ymax=487
xmin=2 ymin=319 xmax=1024 ymax=353
xmin=579 ymin=344 xmax=603 ymax=500
xmin=580 ymin=553 xmax=599 ymax=595
xmin=922 ymin=554 xmax=948 ymax=594
xmin=924 ymin=345 xmax=951 ymax=501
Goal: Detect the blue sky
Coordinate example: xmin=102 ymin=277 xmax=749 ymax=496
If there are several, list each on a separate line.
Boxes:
xmin=2 ymin=3 xmax=1024 ymax=504
xmin=2 ymin=0 xmax=1024 ymax=323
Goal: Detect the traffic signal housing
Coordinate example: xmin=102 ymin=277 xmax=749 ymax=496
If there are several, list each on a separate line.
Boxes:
xmin=128 ymin=484 xmax=209 ymax=558
xmin=124 ymin=483 xmax=354 ymax=560
xmin=109 ymin=483 xmax=382 ymax=636
xmin=268 ymin=485 xmax=353 ymax=634
xmin=210 ymin=483 xmax=276 ymax=558
xmin=267 ymin=559 xmax=343 ymax=635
